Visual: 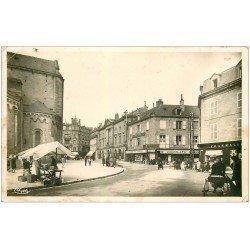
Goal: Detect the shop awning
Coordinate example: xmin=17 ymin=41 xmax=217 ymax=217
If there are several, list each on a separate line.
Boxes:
xmin=205 ymin=150 xmax=223 ymax=156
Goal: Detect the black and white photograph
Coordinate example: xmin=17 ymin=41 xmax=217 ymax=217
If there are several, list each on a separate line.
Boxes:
xmin=1 ymin=47 xmax=248 ymax=202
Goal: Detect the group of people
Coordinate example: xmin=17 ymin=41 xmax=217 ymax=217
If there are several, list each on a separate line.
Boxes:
xmin=102 ymin=155 xmax=117 ymax=167
xmin=208 ymin=155 xmax=242 ymax=195
xmin=84 ymin=156 xmax=92 ymax=166
xmin=8 ymin=154 xmax=58 ymax=180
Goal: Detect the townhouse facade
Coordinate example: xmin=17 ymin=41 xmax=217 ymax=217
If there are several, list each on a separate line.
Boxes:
xmin=93 ymin=98 xmax=200 ymax=164
xmin=95 ymin=104 xmax=148 ymax=160
xmin=126 ymin=97 xmax=200 ymax=163
xmin=62 ymin=117 xmax=92 ymax=157
xmin=198 ymin=60 xmax=242 ymax=166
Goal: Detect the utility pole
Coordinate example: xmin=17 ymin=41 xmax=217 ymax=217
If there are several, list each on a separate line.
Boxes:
xmin=189 ymin=112 xmax=194 ymax=167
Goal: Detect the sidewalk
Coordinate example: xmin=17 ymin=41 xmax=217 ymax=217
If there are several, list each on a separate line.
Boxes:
xmin=7 ymin=160 xmax=124 ymax=191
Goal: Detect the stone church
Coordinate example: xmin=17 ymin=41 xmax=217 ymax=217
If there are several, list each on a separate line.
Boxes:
xmin=7 ymin=52 xmax=64 ymax=156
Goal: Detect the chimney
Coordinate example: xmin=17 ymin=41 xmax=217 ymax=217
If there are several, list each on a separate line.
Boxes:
xmin=144 ymin=101 xmax=148 ymax=112
xmin=153 ymin=103 xmax=155 ymax=108
xmin=71 ymin=118 xmax=73 ymax=124
xmin=180 ymin=94 xmax=184 ymax=111
xmin=115 ymin=113 xmax=119 ymax=120
xmin=156 ymin=99 xmax=163 ymax=107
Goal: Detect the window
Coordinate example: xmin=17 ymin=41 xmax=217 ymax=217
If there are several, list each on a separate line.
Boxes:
xmin=237 ymin=92 xmax=242 ymax=108
xmin=160 ymin=120 xmax=166 ymax=130
xmin=176 ymin=121 xmax=182 ymax=129
xmin=210 ymin=101 xmax=218 ymax=115
xmin=145 ymin=136 xmax=149 ymax=144
xmin=146 ymin=121 xmax=149 ymax=130
xmin=137 ymin=124 xmax=141 ymax=132
xmin=213 ymin=78 xmax=218 ymax=88
xmin=129 ymin=127 xmax=132 ymax=135
xmin=137 ymin=138 xmax=140 ymax=146
xmin=193 ymin=136 xmax=198 ymax=144
xmin=210 ymin=123 xmax=218 ymax=140
xmin=174 ymin=135 xmax=182 ymax=145
xmin=119 ymin=134 xmax=121 ymax=144
xmin=159 ymin=135 xmax=166 ymax=143
xmin=237 ymin=118 xmax=242 ymax=138
xmin=193 ymin=121 xmax=198 ymax=130
xmin=35 ymin=130 xmax=41 ymax=146
xmin=176 ymin=108 xmax=182 ymax=115
xmin=114 ymin=135 xmax=117 ymax=145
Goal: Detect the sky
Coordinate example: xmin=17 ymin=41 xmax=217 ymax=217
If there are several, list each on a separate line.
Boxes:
xmin=6 ymin=47 xmax=241 ymax=128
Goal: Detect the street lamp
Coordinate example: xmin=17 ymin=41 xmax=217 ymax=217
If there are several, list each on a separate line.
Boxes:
xmin=189 ymin=112 xmax=194 ymax=167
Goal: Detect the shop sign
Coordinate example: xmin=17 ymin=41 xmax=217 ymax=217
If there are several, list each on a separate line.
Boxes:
xmin=158 ymin=149 xmax=199 ymax=155
xmin=125 ymin=150 xmax=147 ymax=154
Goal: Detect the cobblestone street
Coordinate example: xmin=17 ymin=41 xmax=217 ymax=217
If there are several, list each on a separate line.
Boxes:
xmin=27 ymin=162 xmax=210 ymax=197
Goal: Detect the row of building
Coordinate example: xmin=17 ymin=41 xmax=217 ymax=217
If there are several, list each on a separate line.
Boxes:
xmin=6 ymin=52 xmax=242 ymax=167
xmin=90 ymin=60 xmax=242 ymax=166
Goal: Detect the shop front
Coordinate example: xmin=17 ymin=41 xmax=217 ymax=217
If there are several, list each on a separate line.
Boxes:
xmin=125 ymin=150 xmax=148 ymax=163
xmin=156 ymin=149 xmax=200 ymax=164
xmin=198 ymin=140 xmax=242 ymax=167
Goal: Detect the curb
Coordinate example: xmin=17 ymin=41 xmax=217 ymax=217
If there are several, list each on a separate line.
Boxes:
xmin=7 ymin=167 xmax=124 ymax=195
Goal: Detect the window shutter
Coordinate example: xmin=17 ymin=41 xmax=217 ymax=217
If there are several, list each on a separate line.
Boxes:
xmin=182 ymin=135 xmax=186 ymax=145
xmin=174 ymin=136 xmax=177 ymax=145
xmin=146 ymin=121 xmax=149 ymax=130
xmin=156 ymin=135 xmax=159 ymax=144
xmin=166 ymin=135 xmax=169 ymax=148
xmin=183 ymin=121 xmax=186 ymax=129
xmin=173 ymin=121 xmax=176 ymax=129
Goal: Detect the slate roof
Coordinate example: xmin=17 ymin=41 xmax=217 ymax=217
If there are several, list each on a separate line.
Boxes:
xmin=23 ymin=101 xmax=56 ymax=115
xmin=7 ymin=52 xmax=62 ymax=77
xmin=129 ymin=104 xmax=199 ymax=125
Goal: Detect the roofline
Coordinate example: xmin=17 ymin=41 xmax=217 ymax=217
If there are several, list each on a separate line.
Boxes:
xmin=203 ymin=59 xmax=242 ymax=83
xmin=200 ymin=78 xmax=241 ymax=99
xmin=7 ymin=64 xmax=64 ymax=80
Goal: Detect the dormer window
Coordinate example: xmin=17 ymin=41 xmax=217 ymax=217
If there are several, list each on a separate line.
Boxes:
xmin=213 ymin=78 xmax=218 ymax=88
xmin=176 ymin=108 xmax=182 ymax=115
xmin=137 ymin=115 xmax=140 ymax=121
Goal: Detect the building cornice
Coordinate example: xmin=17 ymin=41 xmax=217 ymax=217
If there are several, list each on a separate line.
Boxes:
xmin=199 ymin=78 xmax=241 ymax=100
xmin=8 ymin=64 xmax=64 ymax=81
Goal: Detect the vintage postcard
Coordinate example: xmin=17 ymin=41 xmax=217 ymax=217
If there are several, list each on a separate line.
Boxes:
xmin=1 ymin=46 xmax=248 ymax=202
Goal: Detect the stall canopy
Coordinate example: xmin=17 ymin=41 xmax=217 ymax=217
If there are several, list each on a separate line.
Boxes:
xmin=86 ymin=150 xmax=95 ymax=157
xmin=18 ymin=141 xmax=75 ymax=160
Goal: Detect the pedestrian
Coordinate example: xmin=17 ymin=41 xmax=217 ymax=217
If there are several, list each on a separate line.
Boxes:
xmin=210 ymin=157 xmax=225 ymax=193
xmin=85 ymin=156 xmax=88 ymax=166
xmin=181 ymin=161 xmax=186 ymax=170
xmin=196 ymin=160 xmax=201 ymax=172
xmin=106 ymin=155 xmax=110 ymax=167
xmin=157 ymin=156 xmax=163 ymax=170
xmin=102 ymin=155 xmax=106 ymax=166
xmin=230 ymin=155 xmax=242 ymax=196
xmin=205 ymin=161 xmax=210 ymax=172
xmin=10 ymin=155 xmax=17 ymax=173
xmin=112 ymin=157 xmax=117 ymax=168
xmin=31 ymin=155 xmax=41 ymax=180
xmin=50 ymin=156 xmax=58 ymax=177
xmin=88 ymin=157 xmax=92 ymax=166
